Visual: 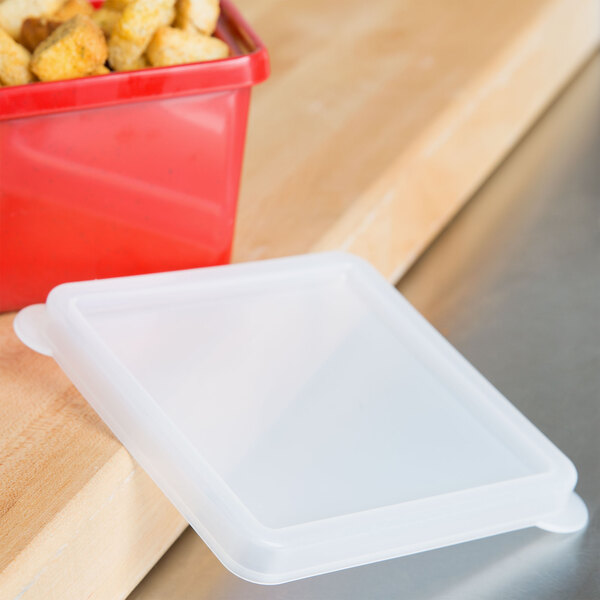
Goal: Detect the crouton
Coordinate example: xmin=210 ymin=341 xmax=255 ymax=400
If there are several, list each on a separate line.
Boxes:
xmin=0 ymin=26 xmax=33 ymax=85
xmin=31 ymin=15 xmax=108 ymax=81
xmin=103 ymin=0 xmax=134 ymax=10
xmin=108 ymin=0 xmax=175 ymax=71
xmin=91 ymin=64 xmax=110 ymax=75
xmin=147 ymin=26 xmax=227 ymax=67
xmin=53 ymin=0 xmax=94 ymax=20
xmin=0 ymin=0 xmax=64 ymax=39
xmin=175 ymin=0 xmax=219 ymax=36
xmin=116 ymin=54 xmax=147 ymax=71
xmin=92 ymin=7 xmax=121 ymax=37
xmin=20 ymin=17 xmax=62 ymax=52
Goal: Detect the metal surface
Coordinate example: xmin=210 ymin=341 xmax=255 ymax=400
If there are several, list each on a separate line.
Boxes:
xmin=129 ymin=53 xmax=600 ymax=599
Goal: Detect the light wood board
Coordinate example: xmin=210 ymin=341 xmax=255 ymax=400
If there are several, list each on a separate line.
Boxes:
xmin=1 ymin=0 xmax=598 ymax=598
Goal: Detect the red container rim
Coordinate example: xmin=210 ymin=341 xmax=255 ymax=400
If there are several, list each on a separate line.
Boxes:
xmin=0 ymin=0 xmax=269 ymax=122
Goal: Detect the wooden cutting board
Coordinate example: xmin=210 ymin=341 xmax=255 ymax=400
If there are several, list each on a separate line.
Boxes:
xmin=1 ymin=0 xmax=598 ymax=598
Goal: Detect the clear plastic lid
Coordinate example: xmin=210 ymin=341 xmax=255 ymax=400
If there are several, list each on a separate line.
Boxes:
xmin=14 ymin=252 xmax=587 ymax=584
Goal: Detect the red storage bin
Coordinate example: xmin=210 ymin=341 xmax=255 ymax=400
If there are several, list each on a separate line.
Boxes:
xmin=0 ymin=0 xmax=268 ymax=312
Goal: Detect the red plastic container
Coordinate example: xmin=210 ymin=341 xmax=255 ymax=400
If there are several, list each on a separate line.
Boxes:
xmin=0 ymin=1 xmax=268 ymax=312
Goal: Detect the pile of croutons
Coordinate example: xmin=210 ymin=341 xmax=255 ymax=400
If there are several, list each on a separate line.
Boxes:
xmin=0 ymin=0 xmax=229 ymax=85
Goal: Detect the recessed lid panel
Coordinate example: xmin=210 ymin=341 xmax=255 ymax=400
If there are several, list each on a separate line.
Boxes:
xmin=14 ymin=253 xmax=587 ymax=584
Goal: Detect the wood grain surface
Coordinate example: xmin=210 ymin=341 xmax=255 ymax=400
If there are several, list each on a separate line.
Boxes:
xmin=1 ymin=0 xmax=598 ymax=598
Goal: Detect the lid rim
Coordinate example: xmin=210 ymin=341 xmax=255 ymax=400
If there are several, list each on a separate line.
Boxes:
xmin=15 ymin=252 xmax=586 ymax=584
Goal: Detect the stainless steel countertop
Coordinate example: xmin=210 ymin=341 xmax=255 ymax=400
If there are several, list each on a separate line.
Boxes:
xmin=129 ymin=53 xmax=600 ymax=599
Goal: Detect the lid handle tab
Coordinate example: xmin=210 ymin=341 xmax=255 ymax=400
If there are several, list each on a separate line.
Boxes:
xmin=14 ymin=304 xmax=53 ymax=357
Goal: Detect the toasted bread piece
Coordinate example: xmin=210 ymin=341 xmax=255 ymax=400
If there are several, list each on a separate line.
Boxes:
xmin=103 ymin=0 xmax=133 ymax=10
xmin=112 ymin=54 xmax=147 ymax=71
xmin=0 ymin=0 xmax=64 ymax=39
xmin=91 ymin=64 xmax=110 ymax=75
xmin=20 ymin=17 xmax=62 ymax=52
xmin=53 ymin=0 xmax=94 ymax=20
xmin=124 ymin=55 xmax=148 ymax=70
xmin=175 ymin=0 xmax=219 ymax=36
xmin=31 ymin=15 xmax=108 ymax=81
xmin=108 ymin=0 xmax=175 ymax=71
xmin=0 ymin=26 xmax=33 ymax=85
xmin=147 ymin=26 xmax=228 ymax=67
xmin=92 ymin=7 xmax=121 ymax=37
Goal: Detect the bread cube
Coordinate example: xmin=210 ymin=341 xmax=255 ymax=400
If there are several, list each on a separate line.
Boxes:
xmin=0 ymin=0 xmax=64 ymax=39
xmin=175 ymin=0 xmax=219 ymax=36
xmin=31 ymin=15 xmax=108 ymax=81
xmin=53 ymin=0 xmax=94 ymax=20
xmin=20 ymin=17 xmax=62 ymax=52
xmin=91 ymin=64 xmax=111 ymax=75
xmin=147 ymin=26 xmax=228 ymax=67
xmin=92 ymin=7 xmax=121 ymax=38
xmin=0 ymin=26 xmax=33 ymax=85
xmin=103 ymin=0 xmax=134 ymax=10
xmin=108 ymin=0 xmax=175 ymax=71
